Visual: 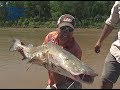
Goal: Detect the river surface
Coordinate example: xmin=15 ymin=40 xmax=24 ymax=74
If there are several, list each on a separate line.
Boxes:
xmin=0 ymin=28 xmax=119 ymax=89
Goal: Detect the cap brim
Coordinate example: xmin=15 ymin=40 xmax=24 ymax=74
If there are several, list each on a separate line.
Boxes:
xmin=58 ymin=22 xmax=74 ymax=29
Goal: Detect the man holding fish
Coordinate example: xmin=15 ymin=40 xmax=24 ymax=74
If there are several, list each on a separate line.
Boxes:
xmin=15 ymin=14 xmax=83 ymax=89
xmin=10 ymin=14 xmax=97 ymax=89
xmin=44 ymin=14 xmax=82 ymax=89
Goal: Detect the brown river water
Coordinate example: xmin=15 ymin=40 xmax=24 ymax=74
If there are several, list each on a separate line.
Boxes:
xmin=0 ymin=28 xmax=119 ymax=89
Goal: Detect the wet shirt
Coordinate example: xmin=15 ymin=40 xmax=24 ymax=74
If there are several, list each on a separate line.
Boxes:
xmin=43 ymin=31 xmax=82 ymax=85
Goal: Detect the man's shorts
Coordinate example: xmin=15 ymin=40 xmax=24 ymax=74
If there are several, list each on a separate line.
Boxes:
xmin=101 ymin=52 xmax=120 ymax=84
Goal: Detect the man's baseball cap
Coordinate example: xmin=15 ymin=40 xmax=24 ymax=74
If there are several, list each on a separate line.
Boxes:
xmin=57 ymin=14 xmax=76 ymax=31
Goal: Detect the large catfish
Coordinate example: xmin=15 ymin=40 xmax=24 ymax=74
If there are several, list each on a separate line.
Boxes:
xmin=9 ymin=39 xmax=98 ymax=84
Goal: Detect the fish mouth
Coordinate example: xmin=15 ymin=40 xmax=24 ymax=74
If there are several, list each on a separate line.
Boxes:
xmin=9 ymin=48 xmax=13 ymax=52
xmin=9 ymin=47 xmax=16 ymax=52
xmin=9 ymin=45 xmax=15 ymax=52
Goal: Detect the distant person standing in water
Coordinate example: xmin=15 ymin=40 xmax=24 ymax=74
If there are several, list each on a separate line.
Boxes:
xmin=94 ymin=1 xmax=120 ymax=89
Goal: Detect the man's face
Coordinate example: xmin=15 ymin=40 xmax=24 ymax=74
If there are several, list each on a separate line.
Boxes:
xmin=58 ymin=26 xmax=73 ymax=46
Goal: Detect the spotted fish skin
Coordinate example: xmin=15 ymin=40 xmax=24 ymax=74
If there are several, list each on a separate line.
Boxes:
xmin=9 ymin=39 xmax=98 ymax=84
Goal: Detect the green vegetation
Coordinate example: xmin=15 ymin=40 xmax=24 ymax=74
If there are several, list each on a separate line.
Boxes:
xmin=0 ymin=1 xmax=115 ymax=28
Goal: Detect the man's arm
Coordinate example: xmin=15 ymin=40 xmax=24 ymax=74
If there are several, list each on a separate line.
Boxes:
xmin=94 ymin=1 xmax=119 ymax=53
xmin=17 ymin=41 xmax=27 ymax=60
xmin=43 ymin=33 xmax=56 ymax=86
xmin=94 ymin=24 xmax=114 ymax=53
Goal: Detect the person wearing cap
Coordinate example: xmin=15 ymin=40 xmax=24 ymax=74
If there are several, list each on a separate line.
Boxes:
xmin=44 ymin=14 xmax=82 ymax=89
xmin=94 ymin=1 xmax=120 ymax=89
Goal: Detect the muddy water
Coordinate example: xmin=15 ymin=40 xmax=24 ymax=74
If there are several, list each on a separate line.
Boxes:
xmin=0 ymin=28 xmax=119 ymax=89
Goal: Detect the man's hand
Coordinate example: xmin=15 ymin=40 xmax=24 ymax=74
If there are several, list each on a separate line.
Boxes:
xmin=51 ymin=84 xmax=57 ymax=89
xmin=46 ymin=84 xmax=57 ymax=89
xmin=18 ymin=41 xmax=27 ymax=60
xmin=94 ymin=42 xmax=101 ymax=53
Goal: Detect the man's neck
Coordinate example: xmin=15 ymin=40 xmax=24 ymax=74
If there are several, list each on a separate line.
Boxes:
xmin=58 ymin=37 xmax=74 ymax=49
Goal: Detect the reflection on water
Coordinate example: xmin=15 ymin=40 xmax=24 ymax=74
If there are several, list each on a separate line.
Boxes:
xmin=0 ymin=28 xmax=119 ymax=89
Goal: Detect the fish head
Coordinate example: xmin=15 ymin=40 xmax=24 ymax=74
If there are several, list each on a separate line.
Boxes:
xmin=9 ymin=38 xmax=22 ymax=51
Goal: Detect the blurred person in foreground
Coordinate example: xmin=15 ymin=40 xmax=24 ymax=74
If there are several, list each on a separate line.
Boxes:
xmin=94 ymin=1 xmax=120 ymax=89
xmin=44 ymin=14 xmax=82 ymax=89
